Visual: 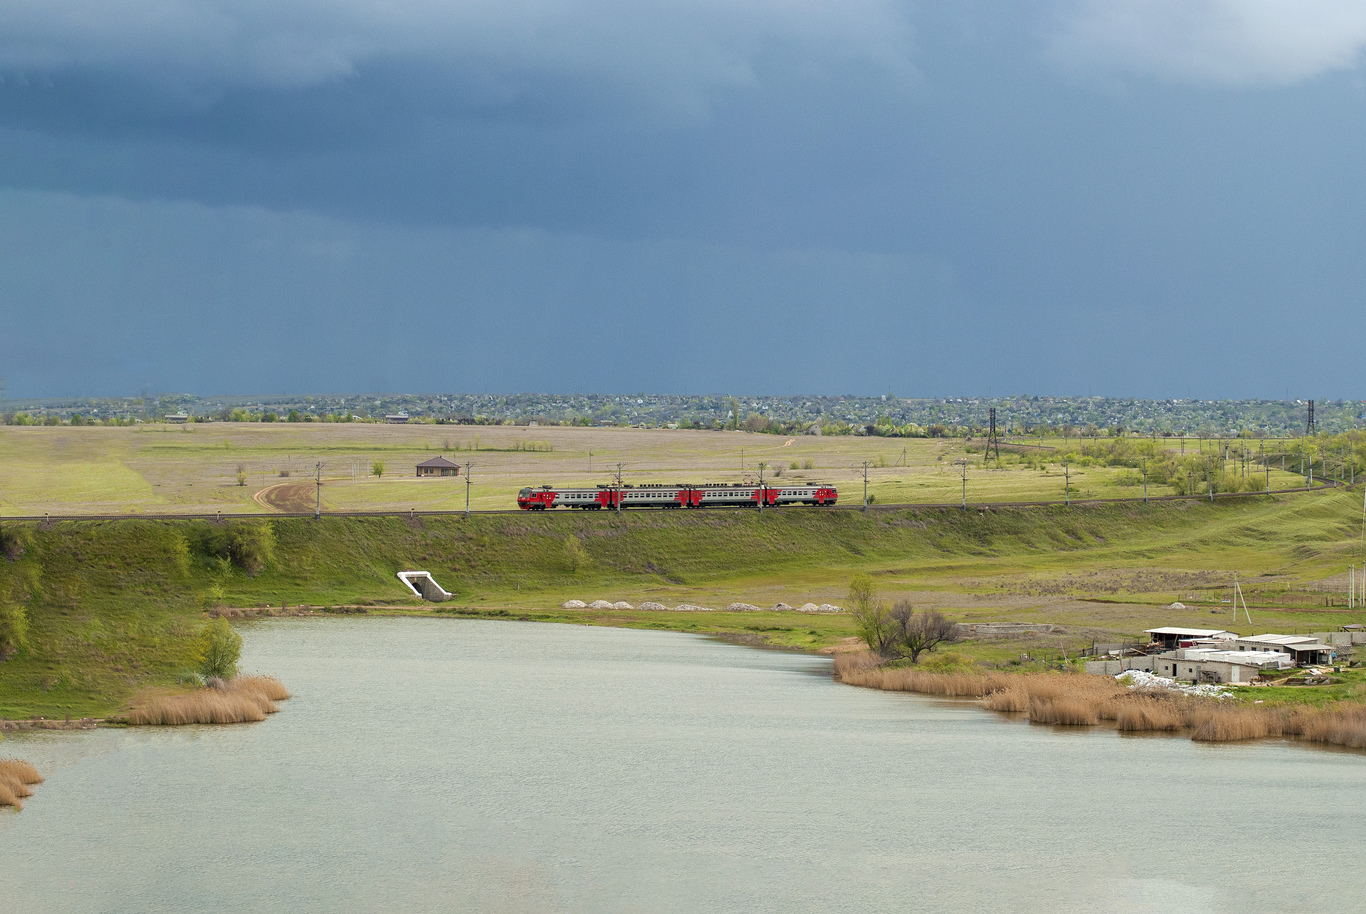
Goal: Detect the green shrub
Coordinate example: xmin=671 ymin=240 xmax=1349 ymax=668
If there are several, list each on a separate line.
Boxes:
xmin=563 ymin=535 xmax=592 ymax=574
xmin=199 ymin=618 xmax=242 ymax=681
xmin=0 ymin=525 xmax=33 ymax=561
xmin=188 ymin=520 xmax=275 ymax=576
xmin=0 ymin=601 xmax=27 ymax=660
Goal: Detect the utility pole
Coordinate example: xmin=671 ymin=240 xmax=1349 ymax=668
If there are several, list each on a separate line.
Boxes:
xmin=1142 ymin=457 xmax=1148 ymax=503
xmin=960 ymin=458 xmax=968 ymax=510
xmin=464 ymin=462 xmax=472 ymax=517
xmin=615 ymin=463 xmax=624 ymax=513
xmin=758 ymin=461 xmax=765 ymax=514
xmin=314 ymin=462 xmax=322 ymax=519
xmin=862 ymin=461 xmax=870 ymax=513
xmin=1064 ymin=461 xmax=1071 ymax=507
xmin=588 ymin=450 xmax=592 ymax=473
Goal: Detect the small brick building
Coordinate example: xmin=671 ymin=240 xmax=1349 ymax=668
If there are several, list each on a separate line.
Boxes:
xmin=416 ymin=456 xmax=461 ymax=477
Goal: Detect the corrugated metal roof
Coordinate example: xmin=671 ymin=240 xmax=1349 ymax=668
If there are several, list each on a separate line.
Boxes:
xmin=1240 ymin=634 xmax=1319 ymax=646
xmin=1145 ymin=627 xmax=1236 ymax=637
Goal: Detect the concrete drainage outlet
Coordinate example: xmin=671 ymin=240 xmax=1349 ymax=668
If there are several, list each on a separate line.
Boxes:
xmin=397 ymin=571 xmax=453 ymax=602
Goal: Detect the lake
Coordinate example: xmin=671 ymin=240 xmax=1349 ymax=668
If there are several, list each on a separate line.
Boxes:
xmin=2 ymin=617 xmax=1363 ymax=913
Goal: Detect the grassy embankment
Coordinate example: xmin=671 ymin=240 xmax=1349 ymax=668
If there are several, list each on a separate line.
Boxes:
xmin=3 ymin=485 xmax=1366 ymax=719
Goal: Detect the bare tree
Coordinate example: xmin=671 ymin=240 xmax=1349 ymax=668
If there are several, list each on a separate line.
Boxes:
xmin=889 ymin=601 xmax=962 ymax=663
xmin=848 ymin=573 xmax=898 ymax=658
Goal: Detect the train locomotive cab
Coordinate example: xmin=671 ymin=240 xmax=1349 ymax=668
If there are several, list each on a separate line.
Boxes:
xmin=517 ymin=487 xmax=533 ymax=509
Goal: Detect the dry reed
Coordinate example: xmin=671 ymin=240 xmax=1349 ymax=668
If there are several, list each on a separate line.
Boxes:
xmin=835 ymin=652 xmax=1366 ymax=752
xmin=0 ymin=758 xmax=44 ymax=811
xmin=127 ymin=675 xmax=290 ymax=726
xmin=1028 ymin=697 xmax=1100 ymax=726
xmin=1187 ymin=703 xmax=1271 ymax=742
xmin=983 ymin=689 xmax=1029 ymax=712
xmin=1114 ymin=698 xmax=1185 ymax=732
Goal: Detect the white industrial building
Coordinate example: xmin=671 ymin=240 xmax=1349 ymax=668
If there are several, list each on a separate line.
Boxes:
xmin=1152 ymin=648 xmax=1293 ymax=684
xmin=1234 ymin=634 xmax=1335 ymax=666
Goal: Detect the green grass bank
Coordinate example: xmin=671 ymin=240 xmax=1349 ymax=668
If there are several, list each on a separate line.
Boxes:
xmin=2 ymin=488 xmax=1364 ymax=719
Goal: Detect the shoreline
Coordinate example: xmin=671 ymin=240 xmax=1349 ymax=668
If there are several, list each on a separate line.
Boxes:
xmin=833 ymin=657 xmax=1366 ymax=752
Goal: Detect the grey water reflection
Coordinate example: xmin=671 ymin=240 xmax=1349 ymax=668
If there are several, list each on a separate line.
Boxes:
xmin=1 ymin=617 xmax=1363 ymax=913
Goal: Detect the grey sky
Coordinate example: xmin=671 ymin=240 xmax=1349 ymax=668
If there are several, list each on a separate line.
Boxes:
xmin=2 ymin=1 xmax=1364 ymax=399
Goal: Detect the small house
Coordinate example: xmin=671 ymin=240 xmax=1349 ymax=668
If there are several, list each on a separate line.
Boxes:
xmin=416 ymin=456 xmax=460 ymax=478
xmin=385 ymin=413 xmax=410 ymax=424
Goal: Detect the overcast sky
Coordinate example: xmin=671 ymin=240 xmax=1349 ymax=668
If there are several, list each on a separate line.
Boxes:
xmin=2 ymin=1 xmax=1365 ymax=400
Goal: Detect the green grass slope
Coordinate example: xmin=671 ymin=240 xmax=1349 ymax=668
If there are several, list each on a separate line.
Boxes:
xmin=0 ymin=488 xmax=1362 ymax=719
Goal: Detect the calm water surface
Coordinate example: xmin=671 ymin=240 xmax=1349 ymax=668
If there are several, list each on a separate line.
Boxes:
xmin=2 ymin=618 xmax=1363 ymax=913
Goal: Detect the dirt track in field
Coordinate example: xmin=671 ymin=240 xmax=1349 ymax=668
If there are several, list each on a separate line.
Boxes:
xmin=254 ymin=482 xmax=316 ymax=513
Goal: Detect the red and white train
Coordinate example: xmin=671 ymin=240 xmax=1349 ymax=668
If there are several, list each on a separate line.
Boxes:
xmin=517 ymin=483 xmax=838 ymax=510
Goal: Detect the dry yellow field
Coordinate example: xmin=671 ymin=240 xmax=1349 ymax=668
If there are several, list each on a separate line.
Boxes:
xmin=0 ymin=423 xmax=1307 ymax=515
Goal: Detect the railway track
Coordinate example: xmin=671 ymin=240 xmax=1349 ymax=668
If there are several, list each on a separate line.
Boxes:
xmin=1 ymin=481 xmax=1343 ymax=524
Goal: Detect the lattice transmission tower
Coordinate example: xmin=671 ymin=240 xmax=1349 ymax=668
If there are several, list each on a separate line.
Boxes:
xmin=985 ymin=407 xmax=1001 ymax=461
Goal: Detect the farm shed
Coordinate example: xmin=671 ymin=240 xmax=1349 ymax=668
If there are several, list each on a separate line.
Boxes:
xmin=1144 ymin=627 xmax=1237 ymax=650
xmin=1234 ymin=635 xmax=1335 ymax=667
xmin=1153 ymin=649 xmax=1292 ymax=684
xmin=416 ymin=456 xmax=460 ymax=477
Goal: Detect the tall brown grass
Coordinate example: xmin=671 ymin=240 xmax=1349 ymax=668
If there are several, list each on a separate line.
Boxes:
xmin=983 ymin=689 xmax=1029 ymax=712
xmin=0 ymin=758 xmax=43 ymax=811
xmin=833 ymin=650 xmax=1366 ymax=750
xmin=1114 ymin=698 xmax=1185 ymax=732
xmin=128 ymin=675 xmax=290 ymax=726
xmin=1029 ymin=697 xmax=1100 ymax=726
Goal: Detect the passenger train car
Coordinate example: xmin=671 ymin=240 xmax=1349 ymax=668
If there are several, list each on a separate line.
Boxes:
xmin=516 ymin=483 xmax=838 ymax=510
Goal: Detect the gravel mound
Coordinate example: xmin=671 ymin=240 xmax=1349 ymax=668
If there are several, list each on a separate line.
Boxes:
xmin=724 ymin=602 xmax=763 ymax=612
xmin=561 ymin=600 xmax=587 ymax=609
xmin=798 ymin=603 xmax=821 ymax=612
xmin=771 ymin=603 xmax=794 ymax=611
xmin=611 ymin=601 xmax=634 ymax=610
xmin=673 ymin=603 xmax=714 ymax=612
xmin=637 ymin=601 xmax=668 ymax=611
xmin=588 ymin=600 xmax=615 ymax=609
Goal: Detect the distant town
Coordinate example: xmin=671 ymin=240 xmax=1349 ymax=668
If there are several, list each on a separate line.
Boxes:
xmin=2 ymin=392 xmax=1362 ymax=437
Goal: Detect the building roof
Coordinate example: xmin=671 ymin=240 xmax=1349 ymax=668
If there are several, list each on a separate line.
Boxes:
xmin=416 ymin=456 xmax=460 ymax=468
xmin=1240 ymin=634 xmax=1321 ymax=647
xmin=1176 ymin=649 xmax=1291 ymax=666
xmin=1145 ymin=627 xmax=1237 ymax=638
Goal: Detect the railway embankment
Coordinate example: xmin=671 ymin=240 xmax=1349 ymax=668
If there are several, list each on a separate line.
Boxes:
xmin=1 ymin=490 xmax=1363 ymax=720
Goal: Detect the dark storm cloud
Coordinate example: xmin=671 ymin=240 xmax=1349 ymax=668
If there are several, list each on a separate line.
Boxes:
xmin=2 ymin=1 xmax=1366 ymax=399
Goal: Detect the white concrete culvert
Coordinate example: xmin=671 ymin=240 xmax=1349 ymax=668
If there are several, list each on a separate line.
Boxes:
xmin=396 ymin=571 xmax=452 ymax=602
